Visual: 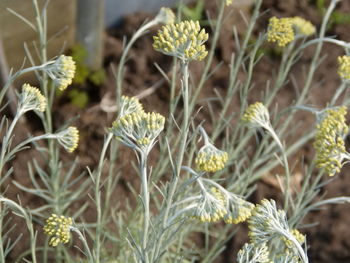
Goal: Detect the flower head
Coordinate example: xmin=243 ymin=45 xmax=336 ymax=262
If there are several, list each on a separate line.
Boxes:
xmin=242 ymin=102 xmax=271 ymax=129
xmin=210 ymin=187 xmax=254 ymax=224
xmin=119 ymin=95 xmax=145 ymax=117
xmin=19 ymin=84 xmax=46 ymax=113
xmin=45 ymin=55 xmax=76 ymax=90
xmin=111 ymin=111 xmax=165 ymax=153
xmin=155 ymin=7 xmax=175 ymax=24
xmin=43 ymin=214 xmax=73 ymax=247
xmin=248 ymin=199 xmax=290 ymax=244
xmin=56 ymin=126 xmax=79 ymax=153
xmin=192 ymin=188 xmax=227 ymax=223
xmin=153 ymin=20 xmax=208 ymax=61
xmin=267 ymin=17 xmax=295 ymax=47
xmin=290 ymin=17 xmax=316 ymax=36
xmin=314 ymin=106 xmax=349 ymax=176
xmin=195 ymin=143 xmax=228 ymax=172
xmin=237 ymin=243 xmax=271 ymax=263
xmin=337 ymin=55 xmax=350 ymax=81
xmin=225 ymin=0 xmax=233 ymax=6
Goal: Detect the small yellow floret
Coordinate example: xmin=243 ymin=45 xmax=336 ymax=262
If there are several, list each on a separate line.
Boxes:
xmin=153 ymin=20 xmax=208 ymax=61
xmin=267 ymin=16 xmax=295 ymax=47
xmin=43 ymin=214 xmax=73 ymax=247
xmin=290 ymin=17 xmax=316 ymax=36
xmin=337 ymin=55 xmax=350 ymax=81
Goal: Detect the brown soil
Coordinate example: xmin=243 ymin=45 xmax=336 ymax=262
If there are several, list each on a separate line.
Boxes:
xmin=4 ymin=0 xmax=350 ymax=262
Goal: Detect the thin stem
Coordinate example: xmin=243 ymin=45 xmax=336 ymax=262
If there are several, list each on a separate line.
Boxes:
xmin=71 ymin=227 xmax=94 ymax=263
xmin=266 ymin=126 xmax=291 ymax=211
xmin=298 ymin=0 xmax=339 ymax=103
xmin=94 ymin=133 xmax=113 ymax=263
xmin=0 ymin=197 xmax=38 ymax=263
xmin=189 ymin=0 xmax=225 ymax=114
xmin=330 ymin=82 xmax=347 ymax=106
xmin=152 ymin=62 xmax=190 ymax=262
xmin=0 ymin=65 xmax=46 ymax=105
xmin=0 ymin=110 xmax=22 ymax=176
xmin=116 ymin=19 xmax=158 ymax=104
xmin=140 ymin=152 xmax=150 ymax=262
xmin=283 ymin=230 xmax=309 ymax=263
xmin=162 ymin=62 xmax=189 ymax=228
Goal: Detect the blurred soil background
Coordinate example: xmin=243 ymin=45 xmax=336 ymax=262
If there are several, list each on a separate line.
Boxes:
xmin=3 ymin=0 xmax=350 ymax=262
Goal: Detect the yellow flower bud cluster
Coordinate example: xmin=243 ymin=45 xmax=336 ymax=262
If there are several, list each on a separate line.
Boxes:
xmin=211 ymin=187 xmax=254 ymax=224
xmin=282 ymin=229 xmax=305 ymax=248
xmin=192 ymin=186 xmax=254 ymax=225
xmin=43 ymin=214 xmax=73 ymax=247
xmin=337 ymin=55 xmax=350 ymax=81
xmin=19 ymin=84 xmax=47 ymax=113
xmin=242 ymin=102 xmax=270 ymax=129
xmin=314 ymin=106 xmax=348 ymax=176
xmin=225 ymin=0 xmax=233 ymax=6
xmin=195 ymin=143 xmax=228 ymax=172
xmin=56 ymin=126 xmax=80 ymax=153
xmin=223 ymin=196 xmax=255 ymax=224
xmin=111 ymin=110 xmax=165 ymax=152
xmin=192 ymin=188 xmax=227 ymax=223
xmin=120 ymin=95 xmax=145 ymax=117
xmin=237 ymin=243 xmax=271 ymax=263
xmin=248 ymin=199 xmax=290 ymax=245
xmin=267 ymin=17 xmax=295 ymax=47
xmin=155 ymin=7 xmax=175 ymax=25
xmin=46 ymin=55 xmax=76 ymax=91
xmin=290 ymin=16 xmax=316 ymax=36
xmin=153 ymin=20 xmax=209 ymax=61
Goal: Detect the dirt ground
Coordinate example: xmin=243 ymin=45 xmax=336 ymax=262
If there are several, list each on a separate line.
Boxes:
xmin=4 ymin=0 xmax=350 ymax=262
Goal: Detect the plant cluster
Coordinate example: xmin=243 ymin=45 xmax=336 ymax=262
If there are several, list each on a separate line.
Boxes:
xmin=0 ymin=0 xmax=349 ymax=263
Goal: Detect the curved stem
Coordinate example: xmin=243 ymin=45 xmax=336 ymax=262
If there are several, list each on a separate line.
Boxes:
xmin=71 ymin=227 xmax=94 ymax=263
xmin=265 ymin=126 xmax=291 ymax=211
xmin=0 ymin=197 xmax=38 ymax=263
xmin=0 ymin=110 xmax=22 ymax=176
xmin=116 ymin=19 xmax=158 ymax=103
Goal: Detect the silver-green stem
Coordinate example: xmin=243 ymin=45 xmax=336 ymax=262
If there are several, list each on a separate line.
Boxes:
xmin=152 ymin=61 xmax=190 ymax=262
xmin=0 ymin=65 xmax=46 ymax=106
xmin=140 ymin=151 xmax=150 ymax=262
xmin=116 ymin=19 xmax=158 ymax=103
xmin=162 ymin=61 xmax=189 ymax=227
xmin=266 ymin=126 xmax=291 ymax=211
xmin=71 ymin=227 xmax=94 ymax=263
xmin=94 ymin=133 xmax=113 ymax=263
xmin=0 ymin=197 xmax=37 ymax=263
xmin=0 ymin=110 xmax=22 ymax=176
xmin=282 ymin=230 xmax=309 ymax=263
xmin=189 ymin=0 xmax=225 ymax=113
xmin=298 ymin=0 xmax=339 ymax=103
